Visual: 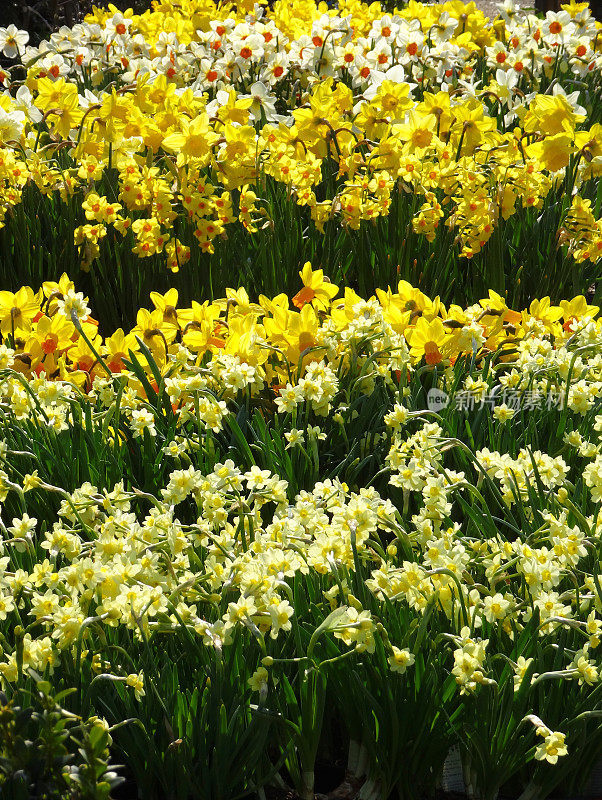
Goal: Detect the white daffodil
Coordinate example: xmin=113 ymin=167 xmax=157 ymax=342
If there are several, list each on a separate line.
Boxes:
xmin=0 ymin=25 xmax=29 ymax=59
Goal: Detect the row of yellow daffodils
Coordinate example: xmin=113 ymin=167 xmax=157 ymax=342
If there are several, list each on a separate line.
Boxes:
xmin=0 ymin=0 xmax=600 ymax=268
xmin=1 ymin=265 xmax=601 ymax=430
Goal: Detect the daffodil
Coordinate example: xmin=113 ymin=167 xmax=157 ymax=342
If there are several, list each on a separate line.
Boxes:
xmin=126 ymin=672 xmax=146 ymax=701
xmin=292 ymin=262 xmax=338 ymax=311
xmin=103 ymin=328 xmax=139 ymax=373
xmin=388 ymin=646 xmax=415 ymax=673
xmin=534 ymin=731 xmax=568 ymax=765
xmin=162 ymin=114 xmax=219 ymax=165
xmin=0 ymin=287 xmax=41 ymax=336
xmin=407 ymin=317 xmax=449 ymax=365
xmin=0 ymin=25 xmax=29 ymax=59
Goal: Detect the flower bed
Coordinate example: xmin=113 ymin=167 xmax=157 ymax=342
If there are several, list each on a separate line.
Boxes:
xmin=1 ymin=1 xmax=602 ymax=798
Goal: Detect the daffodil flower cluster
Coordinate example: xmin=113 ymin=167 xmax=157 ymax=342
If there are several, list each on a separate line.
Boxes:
xmin=2 ymin=272 xmax=602 ymax=796
xmin=3 ymin=352 xmax=602 ymax=790
xmin=3 ymin=0 xmax=602 ymax=794
xmin=1 ymin=267 xmax=602 ymax=447
xmin=0 ymin=0 xmax=601 ymax=288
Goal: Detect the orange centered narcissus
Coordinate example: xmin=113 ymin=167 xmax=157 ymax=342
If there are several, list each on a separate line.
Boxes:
xmin=424 ymin=341 xmax=443 ymax=365
xmin=41 ymin=334 xmax=59 ymax=355
xmin=292 ymin=286 xmax=316 ymax=309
